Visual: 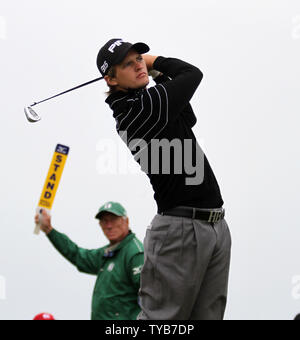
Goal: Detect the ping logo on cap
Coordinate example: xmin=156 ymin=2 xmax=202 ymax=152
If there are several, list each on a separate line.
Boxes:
xmin=108 ymin=39 xmax=123 ymax=53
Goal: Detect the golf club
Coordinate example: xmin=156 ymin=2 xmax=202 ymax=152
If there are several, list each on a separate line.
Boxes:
xmin=24 ymin=76 xmax=103 ymax=123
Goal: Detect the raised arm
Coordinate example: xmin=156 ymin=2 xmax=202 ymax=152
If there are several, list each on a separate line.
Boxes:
xmin=35 ymin=210 xmax=102 ymax=275
xmin=151 ymin=56 xmax=203 ymax=116
xmin=143 ymin=55 xmax=203 ymax=126
xmin=115 ymin=55 xmax=202 ymax=145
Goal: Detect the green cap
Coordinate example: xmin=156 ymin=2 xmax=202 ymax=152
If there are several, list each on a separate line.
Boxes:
xmin=95 ymin=201 xmax=127 ymax=220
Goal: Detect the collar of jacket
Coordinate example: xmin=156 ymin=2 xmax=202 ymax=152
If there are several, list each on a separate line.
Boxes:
xmin=105 ymin=88 xmax=144 ymax=108
xmin=102 ymin=232 xmax=135 ymax=258
xmin=105 ymin=90 xmax=127 ymax=106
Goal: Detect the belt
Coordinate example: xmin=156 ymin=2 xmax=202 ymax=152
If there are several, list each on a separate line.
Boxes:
xmin=160 ymin=206 xmax=225 ymax=223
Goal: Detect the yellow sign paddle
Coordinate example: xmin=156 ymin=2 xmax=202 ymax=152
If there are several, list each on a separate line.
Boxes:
xmin=35 ymin=144 xmax=70 ymax=234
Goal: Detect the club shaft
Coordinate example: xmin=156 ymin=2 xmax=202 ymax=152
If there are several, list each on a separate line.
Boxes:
xmin=31 ymin=77 xmax=103 ymax=107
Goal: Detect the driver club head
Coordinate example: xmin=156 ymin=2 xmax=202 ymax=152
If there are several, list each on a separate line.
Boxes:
xmin=24 ymin=106 xmax=41 ymax=123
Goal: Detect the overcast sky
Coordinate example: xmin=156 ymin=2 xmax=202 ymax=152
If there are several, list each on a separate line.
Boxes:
xmin=0 ymin=0 xmax=300 ymax=320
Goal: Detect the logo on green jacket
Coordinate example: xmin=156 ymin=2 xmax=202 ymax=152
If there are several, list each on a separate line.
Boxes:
xmin=107 ymin=263 xmax=115 ymax=272
xmin=133 ymin=265 xmax=142 ymax=276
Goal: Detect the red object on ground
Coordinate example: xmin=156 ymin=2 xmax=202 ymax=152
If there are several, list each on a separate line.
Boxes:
xmin=33 ymin=313 xmax=55 ymax=320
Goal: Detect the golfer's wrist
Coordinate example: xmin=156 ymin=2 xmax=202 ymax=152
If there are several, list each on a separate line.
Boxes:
xmin=148 ymin=70 xmax=161 ymax=79
xmin=44 ymin=226 xmax=54 ymax=235
xmin=143 ymin=55 xmax=158 ymax=71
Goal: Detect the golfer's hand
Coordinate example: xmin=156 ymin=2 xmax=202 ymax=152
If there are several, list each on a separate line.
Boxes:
xmin=148 ymin=69 xmax=162 ymax=80
xmin=35 ymin=209 xmax=53 ymax=235
xmin=143 ymin=55 xmax=158 ymax=71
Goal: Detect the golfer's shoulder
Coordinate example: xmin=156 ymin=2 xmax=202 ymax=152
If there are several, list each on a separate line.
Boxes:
xmin=106 ymin=92 xmax=128 ymax=108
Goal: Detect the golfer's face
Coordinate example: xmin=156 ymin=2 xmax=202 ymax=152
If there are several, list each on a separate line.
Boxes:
xmin=100 ymin=213 xmax=129 ymax=244
xmin=113 ymin=50 xmax=149 ymax=90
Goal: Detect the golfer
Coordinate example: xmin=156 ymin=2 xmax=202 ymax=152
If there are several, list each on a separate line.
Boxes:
xmin=96 ymin=39 xmax=232 ymax=320
xmin=35 ymin=201 xmax=144 ymax=320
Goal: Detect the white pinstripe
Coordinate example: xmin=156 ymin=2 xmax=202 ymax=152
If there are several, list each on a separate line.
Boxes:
xmin=115 ymin=111 xmax=125 ymax=119
xmin=127 ymin=90 xmax=154 ymax=143
xmin=118 ymin=94 xmax=144 ymax=132
xmin=153 ymin=84 xmax=169 ymax=139
xmin=131 ymin=84 xmax=169 ymax=157
xmin=130 ymin=88 xmax=158 ymax=151
xmin=133 ymin=238 xmax=143 ymax=253
xmin=127 ymin=98 xmax=139 ymax=102
xmin=110 ymin=95 xmax=128 ymax=108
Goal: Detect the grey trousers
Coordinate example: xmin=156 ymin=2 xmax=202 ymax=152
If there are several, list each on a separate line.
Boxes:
xmin=137 ymin=211 xmax=232 ymax=320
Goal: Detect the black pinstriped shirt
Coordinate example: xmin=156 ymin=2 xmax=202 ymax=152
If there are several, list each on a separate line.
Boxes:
xmin=105 ymin=57 xmax=223 ymax=213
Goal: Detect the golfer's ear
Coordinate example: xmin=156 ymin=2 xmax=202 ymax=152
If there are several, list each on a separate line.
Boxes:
xmin=104 ymin=75 xmax=118 ymax=87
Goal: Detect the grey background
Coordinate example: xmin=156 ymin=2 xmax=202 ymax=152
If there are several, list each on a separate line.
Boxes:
xmin=0 ymin=0 xmax=299 ymax=320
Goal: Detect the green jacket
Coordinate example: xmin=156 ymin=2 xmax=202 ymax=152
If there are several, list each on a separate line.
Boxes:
xmin=47 ymin=229 xmax=144 ymax=320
